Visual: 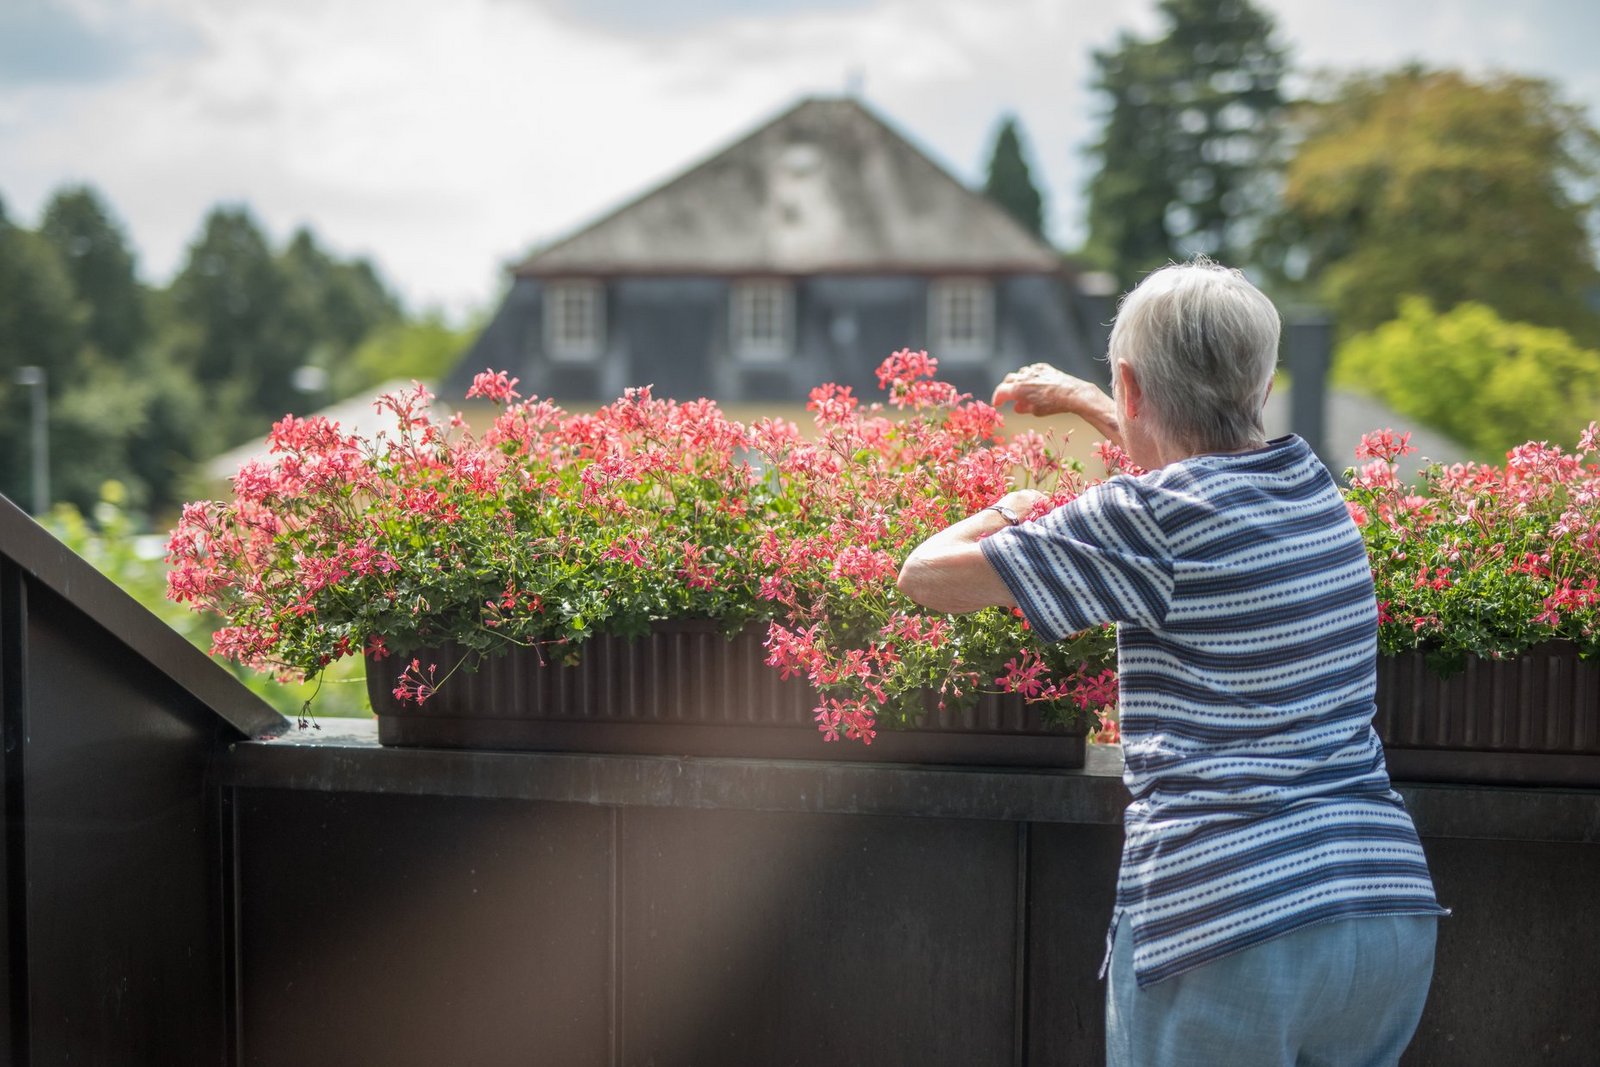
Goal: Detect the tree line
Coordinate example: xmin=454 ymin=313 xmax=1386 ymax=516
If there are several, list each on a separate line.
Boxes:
xmin=980 ymin=0 xmax=1600 ymax=456
xmin=0 ymin=189 xmax=471 ymax=518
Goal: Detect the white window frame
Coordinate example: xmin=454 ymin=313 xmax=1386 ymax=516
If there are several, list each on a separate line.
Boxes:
xmin=730 ymin=279 xmax=794 ymax=363
xmin=544 ymin=280 xmax=605 ymax=363
xmin=928 ymin=277 xmax=994 ymax=363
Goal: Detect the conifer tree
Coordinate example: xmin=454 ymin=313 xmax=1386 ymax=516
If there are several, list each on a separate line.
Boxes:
xmin=1085 ymin=0 xmax=1287 ymax=284
xmin=983 ymin=115 xmax=1046 ymax=238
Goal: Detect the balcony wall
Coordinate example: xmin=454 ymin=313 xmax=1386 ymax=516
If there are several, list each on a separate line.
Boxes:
xmin=221 ymin=722 xmax=1600 ymax=1067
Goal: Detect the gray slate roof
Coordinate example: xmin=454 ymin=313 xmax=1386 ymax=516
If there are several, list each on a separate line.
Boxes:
xmin=515 ymin=96 xmax=1061 ymax=277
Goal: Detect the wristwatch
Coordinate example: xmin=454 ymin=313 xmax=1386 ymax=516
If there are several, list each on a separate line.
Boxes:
xmin=985 ymin=503 xmax=1022 ymax=526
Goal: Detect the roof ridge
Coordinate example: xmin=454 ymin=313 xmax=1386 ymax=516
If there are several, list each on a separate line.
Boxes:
xmin=514 ymin=96 xmax=826 ymax=274
xmin=516 ymin=94 xmax=1060 ymax=276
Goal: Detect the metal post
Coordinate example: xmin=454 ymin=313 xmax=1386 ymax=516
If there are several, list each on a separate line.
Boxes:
xmin=12 ymin=367 xmax=47 ymax=515
xmin=1283 ymin=315 xmax=1333 ymax=471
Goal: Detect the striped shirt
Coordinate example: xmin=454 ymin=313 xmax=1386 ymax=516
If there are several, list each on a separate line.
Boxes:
xmin=981 ymin=435 xmax=1446 ymax=987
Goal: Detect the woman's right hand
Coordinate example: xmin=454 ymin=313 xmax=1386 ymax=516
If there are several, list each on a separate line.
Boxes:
xmin=992 ymin=362 xmax=1097 ymax=417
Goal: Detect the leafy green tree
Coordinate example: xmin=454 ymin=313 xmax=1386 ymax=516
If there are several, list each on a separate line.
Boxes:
xmin=1273 ymin=68 xmax=1600 ymax=341
xmin=983 ymin=115 xmax=1046 ymax=237
xmin=279 ymin=228 xmax=403 ymax=404
xmin=281 ymin=228 xmax=401 ymax=350
xmin=1333 ymin=297 xmax=1600 ymax=457
xmin=38 ymin=185 xmax=148 ymax=362
xmin=166 ymin=206 xmax=311 ymax=434
xmin=1084 ymin=0 xmax=1287 ymax=284
xmin=0 ymin=204 xmax=91 ymax=508
xmin=32 ymin=186 xmax=210 ymax=514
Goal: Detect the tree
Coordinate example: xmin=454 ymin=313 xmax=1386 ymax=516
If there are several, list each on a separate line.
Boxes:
xmin=983 ymin=115 xmax=1046 ymax=237
xmin=38 ymin=185 xmax=148 ymax=362
xmin=1273 ymin=68 xmax=1600 ymax=341
xmin=1084 ymin=0 xmax=1288 ymax=284
xmin=1333 ymin=297 xmax=1600 ymax=457
xmin=0 ymin=207 xmax=90 ymax=508
xmin=280 ymin=227 xmax=402 ymax=363
xmin=166 ymin=206 xmax=310 ymax=433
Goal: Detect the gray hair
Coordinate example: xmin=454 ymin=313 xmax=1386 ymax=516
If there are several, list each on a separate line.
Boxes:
xmin=1107 ymin=258 xmax=1279 ymax=454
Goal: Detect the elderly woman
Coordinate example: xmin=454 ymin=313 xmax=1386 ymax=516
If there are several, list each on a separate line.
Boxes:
xmin=898 ymin=260 xmax=1446 ymax=1067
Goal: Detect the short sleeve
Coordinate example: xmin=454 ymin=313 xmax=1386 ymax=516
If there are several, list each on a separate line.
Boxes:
xmin=979 ymin=477 xmax=1173 ymax=641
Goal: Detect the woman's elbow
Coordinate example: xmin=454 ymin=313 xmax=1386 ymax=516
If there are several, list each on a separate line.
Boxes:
xmin=896 ymin=553 xmax=934 ymax=606
xmin=897 ymin=552 xmax=963 ymax=613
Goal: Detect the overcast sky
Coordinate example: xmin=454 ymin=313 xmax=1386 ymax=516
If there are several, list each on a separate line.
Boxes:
xmin=4 ymin=0 xmax=1599 ymax=320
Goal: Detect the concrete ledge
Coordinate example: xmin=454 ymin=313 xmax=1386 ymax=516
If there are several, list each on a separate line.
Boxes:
xmin=220 ymin=718 xmax=1600 ymax=843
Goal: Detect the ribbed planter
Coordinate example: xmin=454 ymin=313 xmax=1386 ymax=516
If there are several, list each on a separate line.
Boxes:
xmin=1374 ymin=643 xmax=1600 ymax=787
xmin=367 ymin=619 xmax=1085 ymax=768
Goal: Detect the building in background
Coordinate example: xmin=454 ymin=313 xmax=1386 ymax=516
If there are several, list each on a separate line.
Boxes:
xmin=444 ymin=96 xmax=1108 ymax=407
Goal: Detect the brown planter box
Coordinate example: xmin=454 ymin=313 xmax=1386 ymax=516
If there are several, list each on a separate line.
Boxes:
xmin=368 ymin=620 xmax=1085 ymax=768
xmin=1374 ymin=644 xmax=1600 ymax=787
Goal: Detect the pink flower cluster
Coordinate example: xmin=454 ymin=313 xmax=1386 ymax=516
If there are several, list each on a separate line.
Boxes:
xmin=1346 ymin=423 xmax=1600 ymax=662
xmin=748 ymin=349 xmax=1116 ymax=742
xmin=167 ymin=351 xmax=1120 ymax=742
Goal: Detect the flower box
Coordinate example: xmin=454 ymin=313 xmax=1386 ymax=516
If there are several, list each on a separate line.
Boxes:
xmin=366 ymin=620 xmax=1087 ymax=768
xmin=1374 ymin=644 xmax=1600 ymax=787
xmin=1348 ymin=426 xmax=1600 ymax=788
xmin=172 ymin=353 xmax=1112 ymax=762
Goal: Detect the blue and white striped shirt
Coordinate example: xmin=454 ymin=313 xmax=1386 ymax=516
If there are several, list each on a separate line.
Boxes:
xmin=981 ymin=435 xmax=1445 ymax=987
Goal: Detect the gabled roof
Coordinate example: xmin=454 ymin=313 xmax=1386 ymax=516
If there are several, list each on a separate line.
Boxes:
xmin=516 ymin=96 xmax=1060 ymax=277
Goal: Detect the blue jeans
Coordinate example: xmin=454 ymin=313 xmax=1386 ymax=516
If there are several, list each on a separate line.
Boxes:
xmin=1106 ymin=914 xmax=1437 ymax=1067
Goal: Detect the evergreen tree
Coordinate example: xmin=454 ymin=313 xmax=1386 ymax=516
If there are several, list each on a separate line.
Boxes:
xmin=280 ymin=227 xmax=402 ymax=402
xmin=0 ymin=208 xmax=89 ymax=508
xmin=167 ymin=206 xmax=309 ymax=433
xmin=983 ymin=115 xmax=1046 ymax=238
xmin=281 ymin=228 xmax=401 ymax=351
xmin=39 ymin=186 xmax=148 ymax=362
xmin=1085 ymin=0 xmax=1287 ymax=284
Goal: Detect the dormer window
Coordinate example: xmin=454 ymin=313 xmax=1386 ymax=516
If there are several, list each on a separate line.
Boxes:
xmin=929 ymin=278 xmax=993 ymax=362
xmin=731 ymin=280 xmax=794 ymax=363
xmin=545 ymin=280 xmax=604 ymax=362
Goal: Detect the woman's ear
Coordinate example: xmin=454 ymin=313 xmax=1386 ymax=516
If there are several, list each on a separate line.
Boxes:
xmin=1117 ymin=361 xmax=1144 ymax=420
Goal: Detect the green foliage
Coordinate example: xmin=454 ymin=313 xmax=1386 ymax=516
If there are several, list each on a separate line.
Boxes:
xmin=1333 ymin=298 xmax=1600 ymax=457
xmin=167 ymin=206 xmax=309 ymax=430
xmin=1273 ymin=67 xmax=1600 ymax=341
xmin=280 ymin=227 xmax=403 ymax=402
xmin=982 ymin=115 xmax=1046 ymax=237
xmin=0 ymin=213 xmax=88 ymax=507
xmin=1084 ymin=0 xmax=1287 ymax=284
xmin=0 ymin=180 xmax=430 ymax=519
xmin=38 ymin=185 xmax=148 ymax=362
xmin=344 ymin=313 xmax=473 ymax=395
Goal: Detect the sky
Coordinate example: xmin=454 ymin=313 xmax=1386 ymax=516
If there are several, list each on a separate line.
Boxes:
xmin=4 ymin=0 xmax=1599 ymax=321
